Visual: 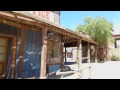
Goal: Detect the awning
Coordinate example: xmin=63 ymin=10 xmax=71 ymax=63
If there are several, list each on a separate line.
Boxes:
xmin=0 ymin=11 xmax=98 ymax=45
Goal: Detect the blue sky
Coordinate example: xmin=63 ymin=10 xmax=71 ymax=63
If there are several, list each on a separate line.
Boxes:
xmin=60 ymin=11 xmax=120 ymax=34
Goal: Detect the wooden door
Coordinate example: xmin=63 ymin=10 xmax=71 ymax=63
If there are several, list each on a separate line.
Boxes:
xmin=0 ymin=37 xmax=8 ymax=76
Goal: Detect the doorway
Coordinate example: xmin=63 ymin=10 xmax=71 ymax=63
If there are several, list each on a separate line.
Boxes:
xmin=0 ymin=34 xmax=17 ymax=79
xmin=0 ymin=37 xmax=8 ymax=78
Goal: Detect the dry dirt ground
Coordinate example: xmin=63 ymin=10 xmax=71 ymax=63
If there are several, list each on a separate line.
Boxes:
xmin=63 ymin=61 xmax=120 ymax=79
xmin=91 ymin=61 xmax=120 ymax=79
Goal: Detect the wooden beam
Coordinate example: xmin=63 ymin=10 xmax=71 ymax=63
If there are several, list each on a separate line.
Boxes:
xmin=10 ymin=36 xmax=17 ymax=79
xmin=0 ymin=17 xmax=42 ymax=32
xmin=64 ymin=44 xmax=77 ymax=47
xmin=0 ymin=12 xmax=45 ymax=29
xmin=87 ymin=43 xmax=90 ymax=64
xmin=60 ymin=41 xmax=64 ymax=71
xmin=65 ymin=47 xmax=67 ymax=62
xmin=0 ymin=33 xmax=15 ymax=37
xmin=40 ymin=27 xmax=48 ymax=79
xmin=77 ymin=38 xmax=82 ymax=70
xmin=47 ymin=26 xmax=80 ymax=39
xmin=0 ymin=17 xmax=22 ymax=28
xmin=64 ymin=41 xmax=77 ymax=47
xmin=82 ymin=37 xmax=98 ymax=45
xmin=18 ymin=28 xmax=25 ymax=78
xmin=114 ymin=39 xmax=117 ymax=48
xmin=64 ymin=40 xmax=77 ymax=44
xmin=64 ymin=40 xmax=76 ymax=43
xmin=20 ymin=24 xmax=42 ymax=32
xmin=95 ymin=46 xmax=98 ymax=63
xmin=0 ymin=11 xmax=15 ymax=18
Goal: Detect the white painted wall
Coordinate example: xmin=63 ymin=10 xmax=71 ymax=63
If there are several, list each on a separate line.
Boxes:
xmin=28 ymin=11 xmax=60 ymax=25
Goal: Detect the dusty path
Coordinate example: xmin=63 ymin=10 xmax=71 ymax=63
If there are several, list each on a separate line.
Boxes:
xmin=91 ymin=61 xmax=120 ymax=79
xmin=47 ymin=61 xmax=120 ymax=79
xmin=64 ymin=61 xmax=120 ymax=79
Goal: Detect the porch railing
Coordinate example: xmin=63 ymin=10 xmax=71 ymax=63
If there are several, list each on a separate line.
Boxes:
xmin=56 ymin=57 xmax=92 ymax=79
xmin=56 ymin=65 xmax=92 ymax=79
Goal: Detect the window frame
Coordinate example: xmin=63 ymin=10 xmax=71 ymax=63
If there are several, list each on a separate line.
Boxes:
xmin=47 ymin=34 xmax=61 ymax=65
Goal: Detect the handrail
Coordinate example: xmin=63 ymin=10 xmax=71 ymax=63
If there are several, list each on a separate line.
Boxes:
xmin=82 ymin=57 xmax=90 ymax=61
xmin=56 ymin=65 xmax=92 ymax=79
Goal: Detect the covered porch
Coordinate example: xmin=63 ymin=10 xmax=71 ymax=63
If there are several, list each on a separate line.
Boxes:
xmin=0 ymin=11 xmax=81 ymax=79
xmin=0 ymin=11 xmax=98 ymax=79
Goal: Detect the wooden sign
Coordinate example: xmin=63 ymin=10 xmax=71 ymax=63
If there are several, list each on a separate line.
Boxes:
xmin=28 ymin=11 xmax=60 ymax=25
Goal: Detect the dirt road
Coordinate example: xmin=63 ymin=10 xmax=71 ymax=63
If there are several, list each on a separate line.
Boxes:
xmin=91 ymin=61 xmax=120 ymax=79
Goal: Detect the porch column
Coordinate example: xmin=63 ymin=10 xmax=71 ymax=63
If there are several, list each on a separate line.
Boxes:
xmin=18 ymin=29 xmax=25 ymax=78
xmin=65 ymin=47 xmax=67 ymax=62
xmin=95 ymin=45 xmax=98 ymax=63
xmin=10 ymin=37 xmax=17 ymax=79
xmin=106 ymin=46 xmax=108 ymax=61
xmin=114 ymin=39 xmax=117 ymax=48
xmin=60 ymin=42 xmax=64 ymax=71
xmin=77 ymin=38 xmax=82 ymax=69
xmin=40 ymin=27 xmax=48 ymax=79
xmin=87 ymin=43 xmax=90 ymax=64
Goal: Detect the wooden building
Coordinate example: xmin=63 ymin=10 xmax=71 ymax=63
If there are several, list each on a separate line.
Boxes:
xmin=108 ymin=34 xmax=120 ymax=60
xmin=64 ymin=31 xmax=98 ymax=63
xmin=0 ymin=11 xmax=98 ymax=79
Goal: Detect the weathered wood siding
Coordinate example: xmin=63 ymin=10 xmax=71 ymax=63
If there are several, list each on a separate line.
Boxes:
xmin=0 ymin=23 xmax=42 ymax=79
xmin=0 ymin=23 xmax=19 ymax=36
xmin=21 ymin=30 xmax=42 ymax=78
xmin=6 ymin=38 xmax=12 ymax=79
xmin=0 ymin=23 xmax=20 ymax=79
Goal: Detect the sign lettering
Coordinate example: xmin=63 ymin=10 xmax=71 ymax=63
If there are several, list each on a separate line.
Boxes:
xmin=28 ymin=11 xmax=60 ymax=25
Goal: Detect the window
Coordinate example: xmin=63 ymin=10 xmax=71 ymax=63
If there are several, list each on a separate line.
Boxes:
xmin=47 ymin=33 xmax=61 ymax=64
xmin=67 ymin=52 xmax=73 ymax=58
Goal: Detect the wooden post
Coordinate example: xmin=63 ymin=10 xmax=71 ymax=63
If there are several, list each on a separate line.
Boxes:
xmin=77 ymin=39 xmax=82 ymax=70
xmin=60 ymin=75 xmax=63 ymax=79
xmin=87 ymin=43 xmax=90 ymax=64
xmin=60 ymin=40 xmax=64 ymax=79
xmin=77 ymin=38 xmax=82 ymax=78
xmin=114 ymin=39 xmax=117 ymax=48
xmin=40 ymin=27 xmax=48 ymax=79
xmin=10 ymin=36 xmax=17 ymax=79
xmin=60 ymin=42 xmax=64 ymax=71
xmin=95 ymin=45 xmax=98 ymax=63
xmin=65 ymin=47 xmax=67 ymax=62
xmin=18 ymin=28 xmax=25 ymax=78
xmin=106 ymin=49 xmax=108 ymax=61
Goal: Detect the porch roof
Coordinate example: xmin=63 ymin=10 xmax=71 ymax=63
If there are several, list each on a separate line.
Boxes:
xmin=0 ymin=11 xmax=98 ymax=45
xmin=112 ymin=34 xmax=120 ymax=40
